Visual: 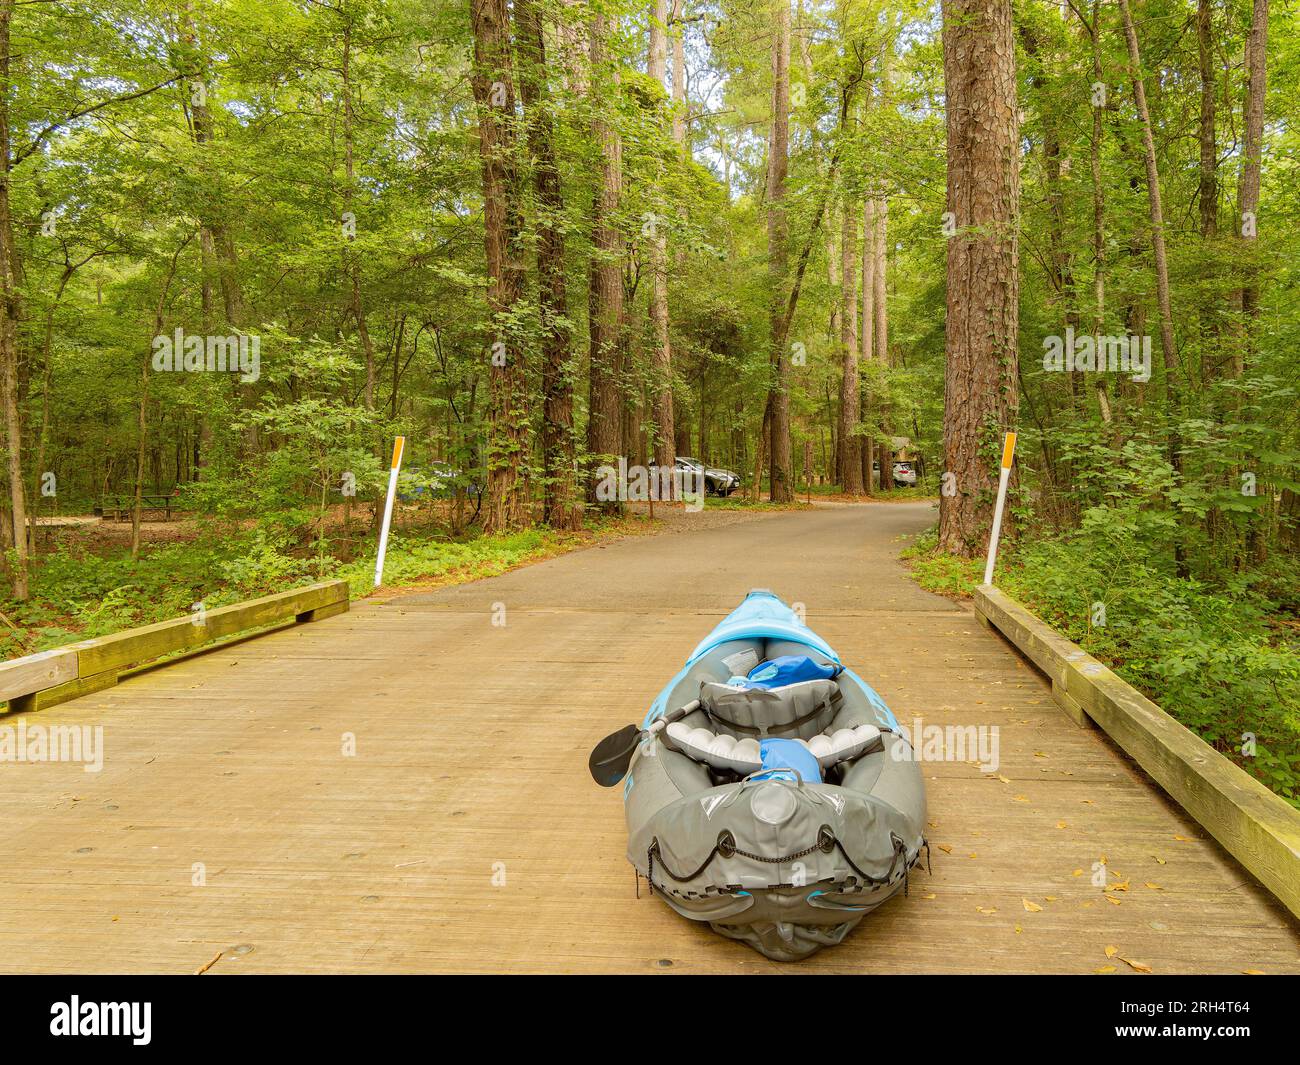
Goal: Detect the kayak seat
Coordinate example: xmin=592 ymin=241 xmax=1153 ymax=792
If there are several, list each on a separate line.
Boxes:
xmin=663 ymin=718 xmax=883 ymax=777
xmin=699 ymin=678 xmax=842 ymax=740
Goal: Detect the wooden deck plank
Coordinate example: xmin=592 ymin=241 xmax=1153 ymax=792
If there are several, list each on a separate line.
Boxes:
xmin=0 ymin=504 xmax=1294 ymax=973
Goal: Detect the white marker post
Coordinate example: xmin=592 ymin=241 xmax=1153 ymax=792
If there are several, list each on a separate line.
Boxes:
xmin=982 ymin=431 xmax=1017 ymax=587
xmin=374 ymin=436 xmax=405 ymax=588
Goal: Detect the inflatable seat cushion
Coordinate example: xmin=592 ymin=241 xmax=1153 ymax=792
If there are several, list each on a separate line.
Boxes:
xmin=663 ymin=721 xmax=882 ymax=774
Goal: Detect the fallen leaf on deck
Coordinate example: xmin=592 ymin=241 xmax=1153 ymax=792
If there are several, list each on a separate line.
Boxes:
xmin=1105 ymin=945 xmax=1118 ymax=958
xmin=1094 ymin=965 xmax=1116 ymax=974
xmin=1119 ymin=957 xmax=1152 ymax=973
xmin=1022 ymin=899 xmax=1042 ymax=912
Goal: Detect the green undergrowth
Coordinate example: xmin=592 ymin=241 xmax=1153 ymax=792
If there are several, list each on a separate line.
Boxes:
xmin=903 ymin=527 xmax=1300 ymax=806
xmin=0 ymin=515 xmax=637 ymax=659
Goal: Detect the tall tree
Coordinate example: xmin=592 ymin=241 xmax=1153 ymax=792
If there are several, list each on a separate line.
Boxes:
xmin=647 ymin=0 xmax=676 ymax=485
xmin=838 ymin=196 xmax=862 ymax=492
xmin=766 ymin=0 xmax=793 ymax=502
xmin=0 ymin=0 xmax=26 ymax=599
xmin=586 ymin=9 xmax=623 ymax=506
xmin=1118 ymin=0 xmax=1184 ymax=574
xmin=1238 ymin=0 xmax=1268 ymax=333
xmin=861 ymin=197 xmax=875 ymax=491
xmin=469 ymin=0 xmax=531 ymax=531
xmin=1196 ymin=0 xmax=1217 ymax=239
xmin=342 ymin=10 xmax=375 ymax=416
xmin=671 ymin=0 xmax=687 ymax=147
xmin=517 ymin=0 xmax=580 ymax=529
xmin=938 ymin=0 xmax=1019 ymax=557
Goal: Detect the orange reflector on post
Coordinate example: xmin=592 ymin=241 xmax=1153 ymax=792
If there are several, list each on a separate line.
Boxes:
xmin=1001 ymin=432 xmax=1017 ymax=470
xmin=391 ymin=436 xmax=405 ymax=470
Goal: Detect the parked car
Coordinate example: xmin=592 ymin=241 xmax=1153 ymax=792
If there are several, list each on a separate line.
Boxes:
xmin=871 ymin=460 xmax=918 ymax=488
xmin=675 ymin=456 xmax=741 ymax=497
xmin=892 ymin=461 xmax=917 ymax=487
xmin=398 ymin=461 xmax=482 ymax=503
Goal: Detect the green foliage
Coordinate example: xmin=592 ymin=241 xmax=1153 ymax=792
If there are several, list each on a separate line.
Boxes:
xmin=0 ymin=517 xmax=623 ymax=658
xmin=906 ymin=522 xmax=1300 ymax=807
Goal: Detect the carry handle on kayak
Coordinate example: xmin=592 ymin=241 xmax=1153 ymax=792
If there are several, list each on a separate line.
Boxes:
xmin=588 ymin=700 xmax=700 ymax=787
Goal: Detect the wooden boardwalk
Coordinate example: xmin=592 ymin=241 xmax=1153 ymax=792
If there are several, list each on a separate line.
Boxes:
xmin=0 ymin=503 xmax=1295 ymax=973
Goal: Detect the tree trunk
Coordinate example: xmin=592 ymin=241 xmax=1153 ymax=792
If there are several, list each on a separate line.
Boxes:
xmin=872 ymin=196 xmax=887 ymax=362
xmin=1084 ymin=0 xmax=1111 ymax=423
xmin=181 ymin=9 xmax=244 ymax=477
xmin=1238 ymin=0 xmax=1268 ymax=334
xmin=671 ymin=0 xmax=687 ymax=148
xmin=30 ymin=265 xmax=75 ymax=554
xmin=647 ymin=0 xmax=676 ymax=488
xmin=938 ymin=0 xmax=1020 ymax=557
xmin=872 ymin=192 xmax=891 ymax=491
xmin=766 ymin=0 xmax=793 ymax=502
xmin=0 ymin=0 xmax=28 ymax=598
xmin=517 ymin=0 xmax=581 ymax=530
xmin=1238 ymin=0 xmax=1269 ymax=561
xmin=827 ymin=219 xmax=841 ymax=479
xmin=133 ymin=233 xmax=191 ymax=560
xmin=586 ymin=12 xmax=624 ymax=509
xmin=470 ymin=0 xmax=531 ymax=530
xmin=860 ymin=199 xmax=875 ymax=494
xmin=1196 ymin=0 xmax=1217 ymax=239
xmin=838 ymin=198 xmax=862 ymax=492
xmin=1118 ymin=0 xmax=1184 ymax=575
xmin=340 ymin=20 xmax=375 ymax=418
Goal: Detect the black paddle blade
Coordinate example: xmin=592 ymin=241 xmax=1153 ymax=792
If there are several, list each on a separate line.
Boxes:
xmin=589 ymin=724 xmax=642 ymax=787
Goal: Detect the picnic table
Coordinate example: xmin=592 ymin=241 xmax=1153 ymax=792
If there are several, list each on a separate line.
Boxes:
xmin=95 ymin=494 xmax=179 ymax=522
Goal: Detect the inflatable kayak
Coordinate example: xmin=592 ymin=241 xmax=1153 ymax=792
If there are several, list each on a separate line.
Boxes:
xmin=589 ymin=590 xmax=928 ymax=961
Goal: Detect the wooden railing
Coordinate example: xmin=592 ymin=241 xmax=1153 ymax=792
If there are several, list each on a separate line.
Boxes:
xmin=975 ymin=584 xmax=1300 ymax=920
xmin=0 ymin=580 xmax=349 ymax=714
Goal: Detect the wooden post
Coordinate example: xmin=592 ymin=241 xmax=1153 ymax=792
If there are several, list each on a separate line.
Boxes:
xmin=374 ymin=436 xmax=405 ymax=588
xmin=982 ymin=431 xmax=1016 ymax=586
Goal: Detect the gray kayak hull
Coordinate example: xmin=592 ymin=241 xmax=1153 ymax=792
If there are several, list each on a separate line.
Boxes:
xmin=619 ymin=594 xmax=927 ymax=962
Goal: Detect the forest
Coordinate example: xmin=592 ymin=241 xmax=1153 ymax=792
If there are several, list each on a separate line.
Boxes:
xmin=0 ymin=0 xmax=1297 ymax=801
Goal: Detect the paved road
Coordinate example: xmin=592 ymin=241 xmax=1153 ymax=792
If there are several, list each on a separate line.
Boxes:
xmin=0 ymin=502 xmax=1295 ymax=973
